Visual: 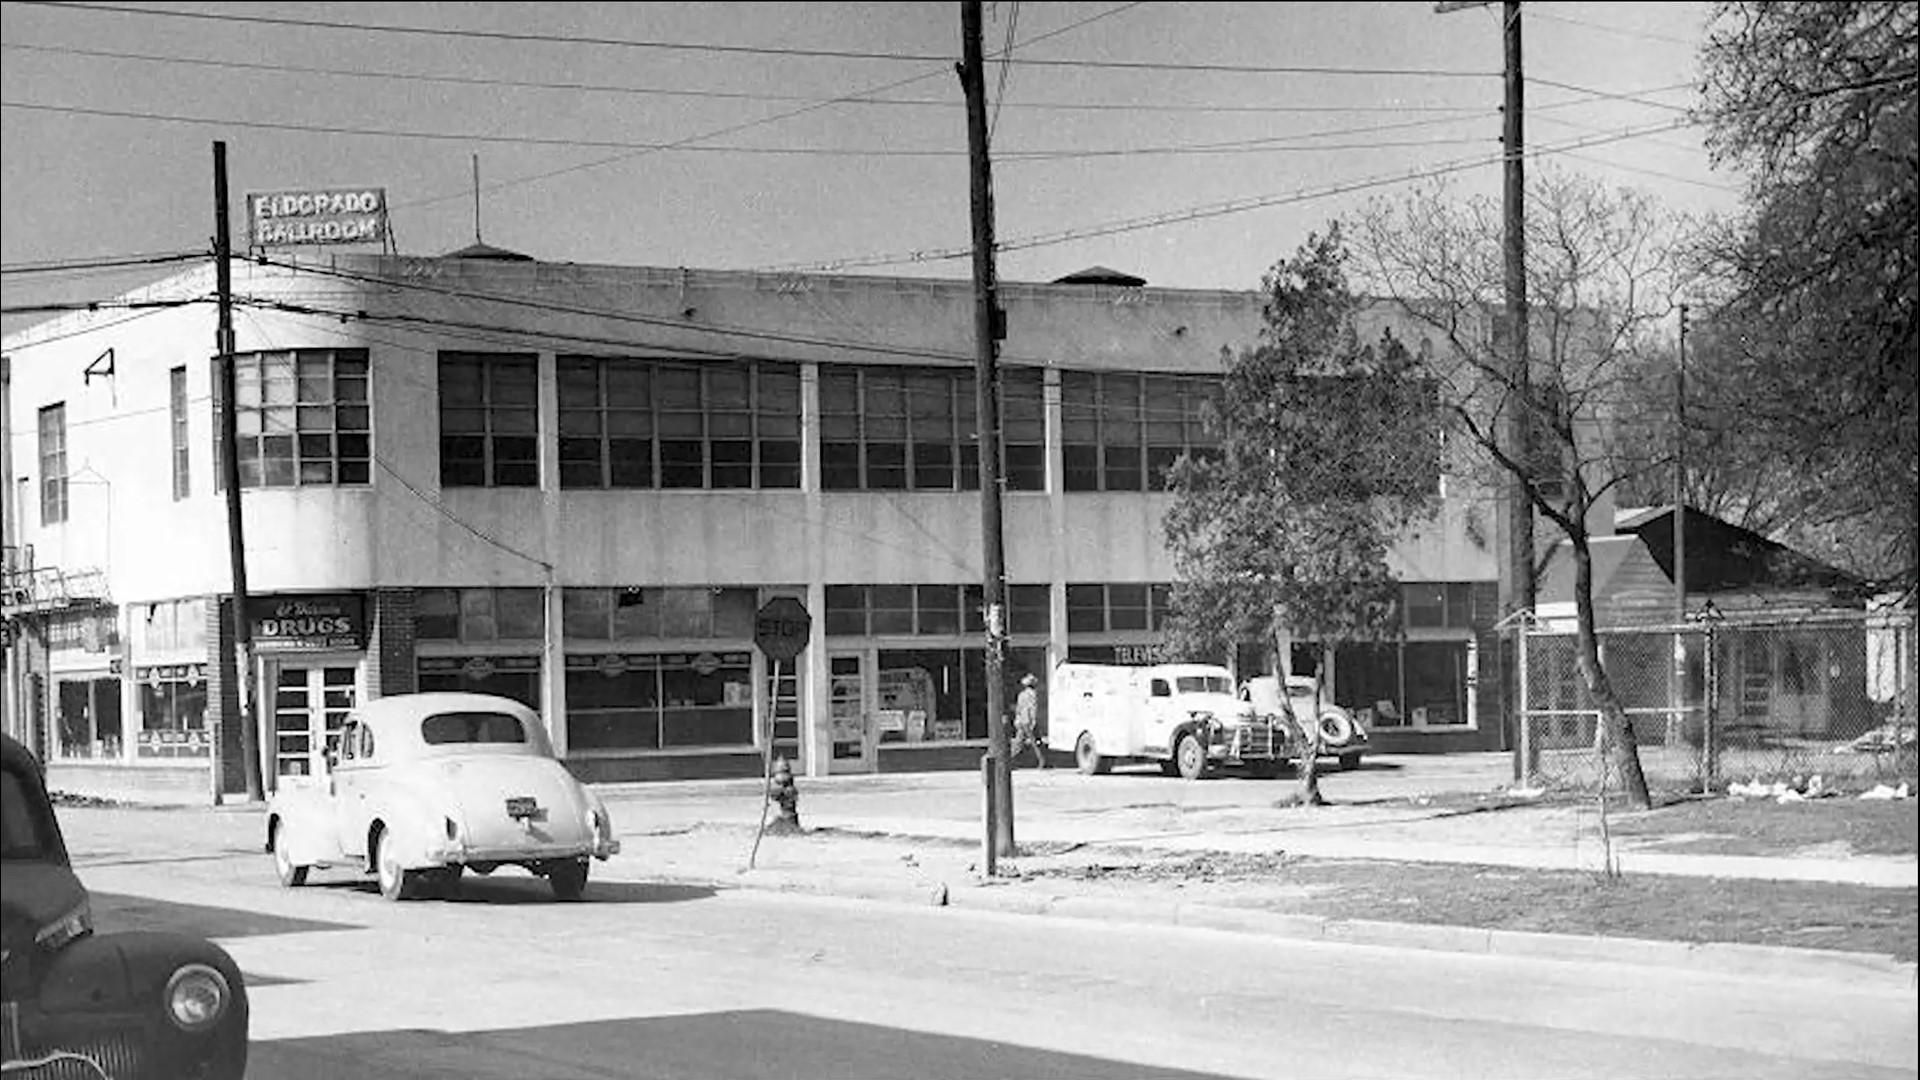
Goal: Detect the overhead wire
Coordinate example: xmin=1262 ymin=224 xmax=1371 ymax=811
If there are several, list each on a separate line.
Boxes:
xmin=14 ymin=1 xmax=1494 ymax=77
xmin=0 ymin=40 xmax=1491 ymax=116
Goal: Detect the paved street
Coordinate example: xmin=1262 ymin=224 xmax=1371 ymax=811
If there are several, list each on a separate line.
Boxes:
xmin=57 ymin=773 xmax=1920 ymax=1080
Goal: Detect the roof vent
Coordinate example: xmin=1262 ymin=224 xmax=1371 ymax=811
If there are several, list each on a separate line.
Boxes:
xmin=1053 ymin=265 xmax=1145 ymax=287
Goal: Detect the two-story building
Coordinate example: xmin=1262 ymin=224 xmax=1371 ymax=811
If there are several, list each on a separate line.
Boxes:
xmin=2 ymin=249 xmax=1512 ymax=803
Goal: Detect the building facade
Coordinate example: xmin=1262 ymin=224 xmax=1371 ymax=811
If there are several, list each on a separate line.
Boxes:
xmin=2 ymin=252 xmax=1510 ymax=803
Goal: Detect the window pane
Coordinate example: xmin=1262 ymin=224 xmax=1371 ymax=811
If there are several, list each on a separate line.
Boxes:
xmin=915 ymin=585 xmax=959 ymax=635
xmin=824 ymin=585 xmax=866 ymax=636
xmin=563 ymin=588 xmax=612 ymax=640
xmin=868 ymin=585 xmax=913 ymax=635
xmin=495 ymin=588 xmax=545 ymax=640
xmin=1066 ymin=584 xmax=1105 ymax=632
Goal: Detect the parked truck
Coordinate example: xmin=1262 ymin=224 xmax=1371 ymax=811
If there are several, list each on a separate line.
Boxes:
xmin=1046 ymin=662 xmax=1292 ymax=779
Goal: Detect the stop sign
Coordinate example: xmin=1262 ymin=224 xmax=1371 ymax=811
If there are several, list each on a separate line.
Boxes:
xmin=753 ymin=596 xmax=812 ymax=662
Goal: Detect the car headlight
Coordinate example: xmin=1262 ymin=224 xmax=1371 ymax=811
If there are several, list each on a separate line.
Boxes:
xmin=165 ymin=964 xmax=231 ymax=1032
xmin=35 ymin=900 xmax=93 ymax=952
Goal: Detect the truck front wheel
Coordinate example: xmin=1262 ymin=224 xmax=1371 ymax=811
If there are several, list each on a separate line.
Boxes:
xmin=1175 ymin=732 xmax=1209 ymax=780
xmin=1075 ymin=732 xmax=1110 ymax=775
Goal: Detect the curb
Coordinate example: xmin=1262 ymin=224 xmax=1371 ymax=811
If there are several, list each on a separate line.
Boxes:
xmin=653 ymin=866 xmax=1919 ymax=992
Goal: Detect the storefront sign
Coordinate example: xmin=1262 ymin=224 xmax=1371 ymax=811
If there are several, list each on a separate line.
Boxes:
xmin=248 ymin=188 xmax=389 ymax=247
xmin=249 ymin=594 xmax=365 ymax=652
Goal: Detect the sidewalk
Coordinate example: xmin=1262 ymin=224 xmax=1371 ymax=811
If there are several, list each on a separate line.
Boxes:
xmin=593 ymin=768 xmax=1919 ymax=989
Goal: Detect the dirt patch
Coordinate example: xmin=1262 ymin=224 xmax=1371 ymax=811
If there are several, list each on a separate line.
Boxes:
xmin=1010 ymin=852 xmax=1918 ymax=962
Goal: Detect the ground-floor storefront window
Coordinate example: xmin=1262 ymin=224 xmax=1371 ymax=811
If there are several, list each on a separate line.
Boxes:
xmin=417 ymin=655 xmax=541 ymax=708
xmin=1332 ymin=640 xmax=1473 ymax=729
xmin=136 ymin=664 xmax=209 ymax=758
xmin=564 ymin=651 xmax=754 ymax=751
xmin=55 ymin=676 xmax=122 ymax=760
xmin=872 ymin=646 xmax=1047 ymax=744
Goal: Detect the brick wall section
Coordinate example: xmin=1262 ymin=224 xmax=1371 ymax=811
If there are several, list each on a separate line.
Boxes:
xmin=366 ymin=588 xmax=417 ymax=699
xmin=203 ymin=596 xmax=246 ymax=794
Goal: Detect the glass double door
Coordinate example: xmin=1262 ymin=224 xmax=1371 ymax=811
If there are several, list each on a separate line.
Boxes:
xmin=271 ymin=661 xmax=360 ymax=782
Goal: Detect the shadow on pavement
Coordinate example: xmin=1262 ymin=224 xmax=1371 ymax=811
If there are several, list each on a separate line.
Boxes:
xmin=90 ymin=891 xmax=360 ymax=939
xmin=250 ymin=1009 xmax=1238 ymax=1080
xmin=299 ymin=875 xmax=718 ymax=906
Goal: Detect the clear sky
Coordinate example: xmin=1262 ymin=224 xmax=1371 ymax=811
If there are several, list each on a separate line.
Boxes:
xmin=1 ymin=1 xmax=1743 ymax=333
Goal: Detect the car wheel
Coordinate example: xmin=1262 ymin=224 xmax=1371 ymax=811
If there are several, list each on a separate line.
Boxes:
xmin=272 ymin=819 xmax=308 ymax=888
xmin=549 ymin=859 xmax=589 ymax=902
xmin=1074 ymin=732 xmax=1109 ymax=776
xmin=1319 ymin=712 xmax=1356 ymax=746
xmin=375 ymin=829 xmax=418 ymax=902
xmin=1175 ymin=732 xmax=1208 ymax=780
xmin=1339 ymin=752 xmax=1362 ymax=772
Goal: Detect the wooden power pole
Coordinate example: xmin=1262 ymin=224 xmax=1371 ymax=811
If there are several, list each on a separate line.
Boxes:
xmin=214 ymin=141 xmax=262 ymax=802
xmin=959 ymin=1 xmax=1015 ymax=861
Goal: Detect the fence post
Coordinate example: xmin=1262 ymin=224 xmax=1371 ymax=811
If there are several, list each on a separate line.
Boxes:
xmin=1517 ymin=617 xmax=1535 ymax=786
xmin=1702 ymin=617 xmax=1719 ymax=792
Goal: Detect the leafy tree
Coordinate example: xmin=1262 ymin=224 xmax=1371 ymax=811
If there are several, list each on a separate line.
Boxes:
xmin=1162 ymin=226 xmax=1440 ymax=805
xmin=1353 ymin=170 xmax=1696 ymax=809
xmin=1693 ymin=0 xmax=1918 ymax=584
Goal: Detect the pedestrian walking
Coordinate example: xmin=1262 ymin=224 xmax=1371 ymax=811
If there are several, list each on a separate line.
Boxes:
xmin=1012 ymin=672 xmax=1049 ymax=768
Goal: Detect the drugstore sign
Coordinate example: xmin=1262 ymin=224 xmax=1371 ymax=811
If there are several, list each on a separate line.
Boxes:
xmin=248 ymin=594 xmax=366 ymax=652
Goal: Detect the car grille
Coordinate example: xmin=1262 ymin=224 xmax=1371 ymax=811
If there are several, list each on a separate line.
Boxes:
xmin=1228 ymin=723 xmax=1278 ymax=758
xmin=4 ymin=1030 xmax=143 ymax=1080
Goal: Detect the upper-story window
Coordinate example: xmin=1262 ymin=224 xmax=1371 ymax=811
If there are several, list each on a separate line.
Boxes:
xmin=1403 ymin=582 xmax=1478 ymax=630
xmin=818 ymin=365 xmax=1044 ymax=492
xmin=169 ymin=366 xmax=190 ymax=500
xmin=1066 ymin=582 xmax=1175 ymax=632
xmin=1062 ymin=371 xmax=1219 ymax=492
xmin=557 ymin=358 xmax=800 ymax=490
xmin=439 ymin=353 xmax=538 ymax=487
xmin=37 ymin=403 xmax=67 ymax=525
xmin=212 ymin=349 xmax=371 ymax=488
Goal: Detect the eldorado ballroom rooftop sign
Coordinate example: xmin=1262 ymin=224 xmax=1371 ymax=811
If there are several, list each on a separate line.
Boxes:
xmin=248 ymin=188 xmax=388 ymax=247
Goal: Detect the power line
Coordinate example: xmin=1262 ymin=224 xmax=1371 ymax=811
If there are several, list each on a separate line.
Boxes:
xmin=0 ymin=98 xmax=1493 ymax=160
xmin=1 ymin=41 xmax=1493 ymax=116
xmin=765 ymin=116 xmax=1700 ymax=272
xmin=0 ymin=250 xmax=205 ymax=275
xmin=1525 ymin=5 xmax=1702 ymax=47
xmin=391 ymin=0 xmax=1145 ymax=215
xmin=16 ymin=1 xmax=1496 ymax=77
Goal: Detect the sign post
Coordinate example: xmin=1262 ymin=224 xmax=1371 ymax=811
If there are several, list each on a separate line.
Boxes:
xmin=750 ymin=597 xmax=811 ymax=867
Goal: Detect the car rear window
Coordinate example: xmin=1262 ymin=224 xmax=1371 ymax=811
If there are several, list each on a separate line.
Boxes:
xmin=421 ymin=711 xmax=528 ymax=746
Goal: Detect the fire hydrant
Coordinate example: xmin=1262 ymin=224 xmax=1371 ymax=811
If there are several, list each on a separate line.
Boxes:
xmin=766 ymin=755 xmax=801 ymax=834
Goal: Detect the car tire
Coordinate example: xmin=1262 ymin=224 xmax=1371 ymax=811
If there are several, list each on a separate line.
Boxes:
xmin=549 ymin=859 xmax=589 ymax=902
xmin=1074 ymin=732 xmax=1109 ymax=776
xmin=1175 ymin=732 xmax=1208 ymax=781
xmin=272 ymin=819 xmax=308 ymax=888
xmin=375 ymin=829 xmax=418 ymax=902
xmin=1319 ymin=712 xmax=1356 ymax=746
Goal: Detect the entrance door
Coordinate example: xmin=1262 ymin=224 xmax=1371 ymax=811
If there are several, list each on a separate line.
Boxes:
xmin=827 ymin=653 xmax=871 ymax=773
xmin=272 ymin=663 xmax=359 ymax=783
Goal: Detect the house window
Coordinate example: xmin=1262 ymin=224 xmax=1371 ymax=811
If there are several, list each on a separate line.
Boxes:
xmin=1063 ymin=372 xmax=1220 ymax=492
xmin=414 ymin=587 xmax=545 ymax=642
xmin=557 ymin=358 xmax=800 ymax=490
xmin=819 ymin=365 xmax=1044 ymax=492
xmin=1403 ymin=582 xmax=1479 ymax=630
xmin=169 ymin=367 xmax=190 ymax=499
xmin=38 ymin=403 xmax=67 ymax=525
xmin=564 ymin=651 xmax=754 ymax=751
xmin=212 ymin=350 xmax=371 ymax=488
xmin=439 ymin=353 xmax=537 ymax=487
xmin=1066 ymin=582 xmax=1176 ymax=632
xmin=560 ymin=587 xmax=757 ymax=641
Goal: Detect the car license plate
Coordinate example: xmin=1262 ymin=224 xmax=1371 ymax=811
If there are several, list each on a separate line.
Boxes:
xmin=506 ymin=796 xmax=540 ymax=820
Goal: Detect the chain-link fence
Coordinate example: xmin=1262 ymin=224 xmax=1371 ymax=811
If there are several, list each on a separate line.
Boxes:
xmin=1516 ymin=605 xmax=1917 ymax=797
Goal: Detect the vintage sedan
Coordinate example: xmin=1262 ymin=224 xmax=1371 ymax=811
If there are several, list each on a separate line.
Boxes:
xmin=265 ymin=692 xmax=621 ymax=902
xmin=1238 ymin=675 xmax=1369 ymax=771
xmin=3 ymin=734 xmax=249 ymax=1080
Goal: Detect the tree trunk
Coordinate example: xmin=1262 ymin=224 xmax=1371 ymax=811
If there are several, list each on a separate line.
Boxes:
xmin=1569 ymin=534 xmax=1653 ymax=808
xmin=1276 ymin=620 xmax=1326 ymax=806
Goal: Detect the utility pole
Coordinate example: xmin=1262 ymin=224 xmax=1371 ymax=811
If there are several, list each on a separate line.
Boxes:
xmin=1437 ymin=0 xmax=1529 ymax=774
xmin=959 ymin=0 xmax=1014 ymax=863
xmin=214 ymin=141 xmax=262 ymax=803
xmin=1673 ymin=304 xmax=1688 ymax=622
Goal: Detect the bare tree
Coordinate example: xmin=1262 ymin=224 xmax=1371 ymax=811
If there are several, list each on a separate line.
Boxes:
xmin=1353 ymin=170 xmax=1699 ymax=808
